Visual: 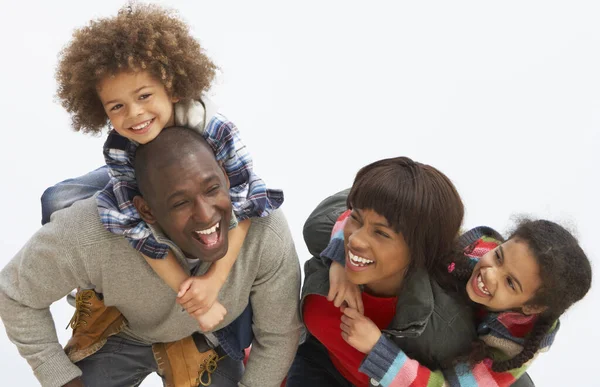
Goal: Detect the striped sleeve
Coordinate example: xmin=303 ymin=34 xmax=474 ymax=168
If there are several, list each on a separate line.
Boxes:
xmin=319 ymin=210 xmax=351 ymax=265
xmin=359 ymin=336 xmax=531 ymax=387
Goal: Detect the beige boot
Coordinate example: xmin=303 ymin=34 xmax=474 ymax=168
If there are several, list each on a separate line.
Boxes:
xmin=64 ymin=289 xmax=127 ymax=362
xmin=153 ymin=336 xmax=226 ymax=387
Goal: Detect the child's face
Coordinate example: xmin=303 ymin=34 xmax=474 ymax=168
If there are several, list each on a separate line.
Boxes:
xmin=97 ymin=71 xmax=178 ymax=144
xmin=466 ymin=239 xmax=543 ymax=313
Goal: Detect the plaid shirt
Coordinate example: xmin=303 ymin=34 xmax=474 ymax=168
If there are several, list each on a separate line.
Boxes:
xmin=96 ymin=105 xmax=284 ymax=259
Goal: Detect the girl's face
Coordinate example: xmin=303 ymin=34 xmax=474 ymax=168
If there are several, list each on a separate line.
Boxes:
xmin=466 ymin=239 xmax=543 ymax=313
xmin=97 ymin=71 xmax=179 ymax=144
xmin=343 ymin=208 xmax=410 ymax=297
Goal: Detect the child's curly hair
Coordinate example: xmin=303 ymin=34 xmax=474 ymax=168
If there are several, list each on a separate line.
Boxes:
xmin=443 ymin=220 xmax=591 ymax=373
xmin=56 ymin=3 xmax=217 ymax=134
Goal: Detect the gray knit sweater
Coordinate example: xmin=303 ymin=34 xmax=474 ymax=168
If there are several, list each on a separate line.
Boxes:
xmin=0 ymin=196 xmax=302 ymax=387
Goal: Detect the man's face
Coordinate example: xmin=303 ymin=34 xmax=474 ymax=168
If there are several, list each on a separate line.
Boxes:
xmin=140 ymin=149 xmax=232 ymax=261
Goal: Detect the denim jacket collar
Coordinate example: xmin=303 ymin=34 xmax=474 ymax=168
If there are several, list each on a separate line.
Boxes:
xmin=384 ymin=267 xmax=434 ymax=337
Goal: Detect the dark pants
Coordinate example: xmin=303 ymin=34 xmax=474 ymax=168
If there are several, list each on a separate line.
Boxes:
xmin=286 ymin=335 xmax=354 ymax=387
xmin=76 ymin=336 xmax=243 ymax=387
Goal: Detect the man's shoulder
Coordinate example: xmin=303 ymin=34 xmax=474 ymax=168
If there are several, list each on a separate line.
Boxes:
xmin=46 ymin=196 xmax=122 ymax=246
xmin=247 ymin=209 xmax=293 ymax=245
xmin=242 ymin=209 xmax=297 ymax=268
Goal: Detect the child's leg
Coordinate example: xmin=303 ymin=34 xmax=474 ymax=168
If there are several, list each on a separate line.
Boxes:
xmin=41 ymin=166 xmax=110 ymax=224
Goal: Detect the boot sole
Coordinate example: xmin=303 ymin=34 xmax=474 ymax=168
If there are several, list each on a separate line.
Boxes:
xmin=66 ymin=314 xmax=127 ymax=363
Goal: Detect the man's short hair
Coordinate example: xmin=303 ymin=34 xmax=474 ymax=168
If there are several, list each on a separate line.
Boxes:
xmin=134 ymin=127 xmax=215 ymax=198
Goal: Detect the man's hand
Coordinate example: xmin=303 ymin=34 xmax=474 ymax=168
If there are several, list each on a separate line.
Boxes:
xmin=340 ymin=306 xmax=381 ymax=354
xmin=63 ymin=377 xmax=84 ymax=387
xmin=194 ymin=301 xmax=227 ymax=332
xmin=177 ymin=275 xmax=222 ymax=316
xmin=328 ymin=261 xmax=364 ymax=314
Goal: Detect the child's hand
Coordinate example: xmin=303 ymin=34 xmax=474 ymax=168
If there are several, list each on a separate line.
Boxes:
xmin=195 ymin=301 xmax=227 ymax=332
xmin=340 ymin=306 xmax=381 ymax=354
xmin=328 ymin=261 xmax=364 ymax=314
xmin=176 ymin=275 xmax=222 ymax=316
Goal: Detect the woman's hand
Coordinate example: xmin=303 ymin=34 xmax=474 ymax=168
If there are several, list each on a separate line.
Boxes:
xmin=340 ymin=306 xmax=381 ymax=354
xmin=328 ymin=261 xmax=364 ymax=314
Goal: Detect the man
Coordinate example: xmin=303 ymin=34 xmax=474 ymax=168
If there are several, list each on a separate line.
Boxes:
xmin=0 ymin=127 xmax=302 ymax=387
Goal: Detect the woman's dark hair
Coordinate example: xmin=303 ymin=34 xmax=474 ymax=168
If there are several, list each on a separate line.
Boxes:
xmin=347 ymin=156 xmax=464 ymax=277
xmin=448 ymin=219 xmax=592 ymax=372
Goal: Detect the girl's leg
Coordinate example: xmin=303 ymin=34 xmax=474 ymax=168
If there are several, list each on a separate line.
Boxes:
xmin=41 ymin=166 xmax=110 ymax=224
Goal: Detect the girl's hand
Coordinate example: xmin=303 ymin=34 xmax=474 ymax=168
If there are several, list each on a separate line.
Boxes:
xmin=177 ymin=275 xmax=221 ymax=316
xmin=340 ymin=307 xmax=381 ymax=354
xmin=328 ymin=261 xmax=364 ymax=314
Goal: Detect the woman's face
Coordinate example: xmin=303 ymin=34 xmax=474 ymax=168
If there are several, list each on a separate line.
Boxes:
xmin=466 ymin=239 xmax=543 ymax=313
xmin=343 ymin=208 xmax=411 ymax=297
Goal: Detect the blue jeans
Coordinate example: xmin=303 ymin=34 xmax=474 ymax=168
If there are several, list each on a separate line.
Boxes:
xmin=286 ymin=335 xmax=354 ymax=387
xmin=76 ymin=335 xmax=243 ymax=387
xmin=40 ymin=166 xmax=109 ymax=225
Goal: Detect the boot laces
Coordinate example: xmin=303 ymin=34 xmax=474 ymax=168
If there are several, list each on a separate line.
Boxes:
xmin=66 ymin=290 xmax=94 ymax=330
xmin=196 ymin=352 xmax=226 ymax=386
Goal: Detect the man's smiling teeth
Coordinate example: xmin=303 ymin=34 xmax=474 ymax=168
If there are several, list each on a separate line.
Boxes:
xmin=131 ymin=119 xmax=153 ymax=130
xmin=477 ymin=273 xmax=491 ymax=296
xmin=348 ymin=251 xmax=374 ymax=267
xmin=195 ymin=223 xmax=219 ymax=235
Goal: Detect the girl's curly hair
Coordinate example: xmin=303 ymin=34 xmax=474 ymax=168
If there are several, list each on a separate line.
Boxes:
xmin=56 ymin=3 xmax=217 ymax=134
xmin=441 ymin=219 xmax=592 ymax=373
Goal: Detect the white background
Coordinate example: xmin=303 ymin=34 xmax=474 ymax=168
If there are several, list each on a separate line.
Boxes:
xmin=0 ymin=1 xmax=598 ymax=386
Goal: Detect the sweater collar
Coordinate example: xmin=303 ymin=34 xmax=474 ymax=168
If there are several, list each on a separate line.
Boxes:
xmin=146 ymin=224 xmax=213 ymax=276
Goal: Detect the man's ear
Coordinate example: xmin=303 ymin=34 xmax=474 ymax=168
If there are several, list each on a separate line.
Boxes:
xmin=133 ymin=195 xmax=157 ymax=224
xmin=522 ymin=304 xmax=547 ymax=315
xmin=218 ymin=161 xmax=230 ymax=190
xmin=171 ymin=95 xmax=180 ymax=103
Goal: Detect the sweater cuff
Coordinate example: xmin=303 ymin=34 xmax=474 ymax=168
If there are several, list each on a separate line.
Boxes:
xmin=34 ymin=350 xmax=82 ymax=387
xmin=320 ymin=238 xmax=346 ymax=266
xmin=359 ymin=334 xmax=402 ymax=382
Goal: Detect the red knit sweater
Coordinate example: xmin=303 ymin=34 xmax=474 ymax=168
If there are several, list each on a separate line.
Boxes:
xmin=303 ymin=293 xmax=397 ymax=387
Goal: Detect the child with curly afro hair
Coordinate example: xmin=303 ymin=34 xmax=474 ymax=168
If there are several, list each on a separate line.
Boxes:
xmin=44 ymin=3 xmax=283 ymax=367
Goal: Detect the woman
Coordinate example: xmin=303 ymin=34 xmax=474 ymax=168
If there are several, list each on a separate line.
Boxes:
xmin=287 ymin=157 xmax=536 ymax=386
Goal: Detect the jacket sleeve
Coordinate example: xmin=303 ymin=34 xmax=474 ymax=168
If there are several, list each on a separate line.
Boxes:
xmin=303 ymin=189 xmax=351 ymax=263
xmin=360 ymin=335 xmax=531 ymax=387
xmin=0 ymin=221 xmax=89 ymax=386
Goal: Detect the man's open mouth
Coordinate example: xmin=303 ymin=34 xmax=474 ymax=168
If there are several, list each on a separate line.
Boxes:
xmin=192 ymin=222 xmax=221 ymax=247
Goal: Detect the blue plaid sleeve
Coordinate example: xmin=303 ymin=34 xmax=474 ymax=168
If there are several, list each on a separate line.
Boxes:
xmin=96 ymin=112 xmax=284 ymax=259
xmin=204 ymin=113 xmax=283 ymax=220
xmin=96 ymin=131 xmax=170 ymax=259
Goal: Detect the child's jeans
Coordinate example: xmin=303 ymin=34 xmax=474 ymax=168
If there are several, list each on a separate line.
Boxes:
xmin=41 ymin=166 xmax=109 ymax=225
